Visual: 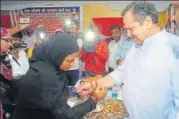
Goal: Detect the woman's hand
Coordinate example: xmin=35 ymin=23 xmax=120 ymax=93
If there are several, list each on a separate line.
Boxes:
xmin=89 ymin=86 xmax=107 ymax=102
xmin=76 ymin=75 xmax=103 ymax=98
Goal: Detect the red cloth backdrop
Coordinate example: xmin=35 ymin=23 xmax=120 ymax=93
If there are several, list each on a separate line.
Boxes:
xmin=0 ymin=15 xmax=12 ymax=28
xmin=92 ymin=17 xmax=123 ymax=36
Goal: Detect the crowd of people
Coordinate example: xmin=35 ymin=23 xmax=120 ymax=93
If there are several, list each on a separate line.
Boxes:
xmin=0 ymin=1 xmax=179 ymax=119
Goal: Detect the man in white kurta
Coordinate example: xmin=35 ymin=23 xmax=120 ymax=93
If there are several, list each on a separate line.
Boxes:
xmin=109 ymin=29 xmax=179 ymax=119
xmin=77 ymin=1 xmax=179 ymax=119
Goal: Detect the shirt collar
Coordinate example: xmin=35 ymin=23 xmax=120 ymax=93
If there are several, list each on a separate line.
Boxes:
xmin=142 ymin=29 xmax=166 ymax=49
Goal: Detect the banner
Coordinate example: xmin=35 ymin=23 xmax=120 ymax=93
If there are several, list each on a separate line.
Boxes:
xmin=16 ymin=7 xmax=80 ymax=35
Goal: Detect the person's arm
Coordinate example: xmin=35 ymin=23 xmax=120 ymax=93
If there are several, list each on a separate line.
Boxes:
xmin=114 ymin=40 xmax=123 ymax=64
xmin=77 ymin=61 xmax=126 ymax=97
xmin=95 ymin=40 xmax=108 ymax=62
xmin=53 ymin=96 xmax=96 ymax=119
xmin=97 ymin=61 xmax=125 ymax=89
xmin=53 ymin=83 xmax=106 ymax=119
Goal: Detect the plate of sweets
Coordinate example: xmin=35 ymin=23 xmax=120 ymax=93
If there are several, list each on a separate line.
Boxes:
xmin=84 ymin=99 xmax=128 ymax=119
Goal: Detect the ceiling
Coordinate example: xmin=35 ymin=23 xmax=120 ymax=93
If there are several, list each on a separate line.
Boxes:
xmin=1 ymin=1 xmax=171 ymax=12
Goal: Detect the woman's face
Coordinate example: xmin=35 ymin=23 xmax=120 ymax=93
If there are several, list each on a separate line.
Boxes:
xmin=60 ymin=52 xmax=79 ymax=71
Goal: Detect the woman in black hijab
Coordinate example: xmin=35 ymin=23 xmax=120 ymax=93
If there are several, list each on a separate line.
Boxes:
xmin=11 ymin=33 xmax=105 ymax=119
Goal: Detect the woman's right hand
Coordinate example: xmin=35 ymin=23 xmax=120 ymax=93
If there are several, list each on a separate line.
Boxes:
xmin=76 ymin=75 xmax=103 ymax=98
xmin=77 ymin=81 xmax=94 ymax=98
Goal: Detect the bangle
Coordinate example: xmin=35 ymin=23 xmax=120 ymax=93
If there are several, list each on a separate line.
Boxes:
xmin=89 ymin=92 xmax=98 ymax=102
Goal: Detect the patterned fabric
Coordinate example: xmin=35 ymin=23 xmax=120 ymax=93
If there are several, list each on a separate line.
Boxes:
xmin=0 ymin=63 xmax=13 ymax=81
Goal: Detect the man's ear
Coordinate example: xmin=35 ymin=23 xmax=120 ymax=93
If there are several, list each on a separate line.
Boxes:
xmin=144 ymin=16 xmax=153 ymax=29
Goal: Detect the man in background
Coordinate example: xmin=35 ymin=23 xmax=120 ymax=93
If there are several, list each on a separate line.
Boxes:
xmin=171 ymin=1 xmax=179 ymax=36
xmin=114 ymin=29 xmax=133 ymax=66
xmin=81 ymin=27 xmax=108 ymax=77
xmin=22 ymin=26 xmax=36 ymax=49
xmin=67 ymin=20 xmax=83 ymax=85
xmin=107 ymin=25 xmax=121 ymax=72
xmin=25 ymin=25 xmax=47 ymax=58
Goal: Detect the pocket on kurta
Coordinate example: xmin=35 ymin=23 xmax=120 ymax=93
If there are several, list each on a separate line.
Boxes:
xmin=132 ymin=67 xmax=158 ymax=91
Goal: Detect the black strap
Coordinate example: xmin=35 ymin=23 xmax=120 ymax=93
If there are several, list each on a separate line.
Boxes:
xmin=12 ymin=56 xmax=21 ymax=67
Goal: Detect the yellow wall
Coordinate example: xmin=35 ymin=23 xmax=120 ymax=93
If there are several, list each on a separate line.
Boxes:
xmin=158 ymin=10 xmax=169 ymax=28
xmin=83 ymin=4 xmax=168 ymax=30
xmin=83 ymin=4 xmax=123 ymax=30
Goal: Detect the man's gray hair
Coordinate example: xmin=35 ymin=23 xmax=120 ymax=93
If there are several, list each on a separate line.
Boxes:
xmin=121 ymin=1 xmax=158 ymax=24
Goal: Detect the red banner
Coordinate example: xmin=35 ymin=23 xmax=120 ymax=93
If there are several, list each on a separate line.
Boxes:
xmin=16 ymin=7 xmax=80 ymax=35
xmin=0 ymin=15 xmax=12 ymax=28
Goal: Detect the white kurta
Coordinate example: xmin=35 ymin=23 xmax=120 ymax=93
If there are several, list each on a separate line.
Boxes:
xmin=110 ymin=29 xmax=179 ymax=119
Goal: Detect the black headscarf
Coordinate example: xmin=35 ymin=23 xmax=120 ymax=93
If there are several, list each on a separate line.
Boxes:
xmin=13 ymin=33 xmax=97 ymax=119
xmin=30 ymin=33 xmax=79 ymax=70
xmin=14 ymin=33 xmax=79 ymax=112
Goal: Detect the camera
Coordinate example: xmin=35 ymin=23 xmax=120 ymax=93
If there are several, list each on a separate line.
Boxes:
xmin=0 ymin=52 xmax=11 ymax=69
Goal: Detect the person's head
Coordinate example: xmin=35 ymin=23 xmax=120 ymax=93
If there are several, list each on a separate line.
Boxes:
xmin=36 ymin=25 xmax=47 ymax=41
xmin=121 ymin=1 xmax=159 ymax=45
xmin=26 ymin=26 xmax=34 ymax=37
xmin=171 ymin=1 xmax=179 ymax=26
xmin=69 ymin=20 xmax=80 ymax=38
xmin=171 ymin=1 xmax=179 ymax=8
xmin=173 ymin=7 xmax=179 ymax=26
xmin=110 ymin=25 xmax=121 ymax=42
xmin=32 ymin=33 xmax=79 ymax=71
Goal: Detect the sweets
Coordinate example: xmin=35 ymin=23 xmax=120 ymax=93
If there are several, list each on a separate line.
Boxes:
xmin=84 ymin=99 xmax=128 ymax=119
xmin=103 ymin=99 xmax=126 ymax=114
